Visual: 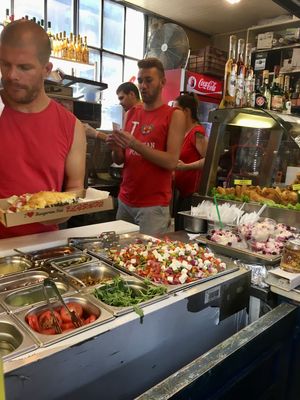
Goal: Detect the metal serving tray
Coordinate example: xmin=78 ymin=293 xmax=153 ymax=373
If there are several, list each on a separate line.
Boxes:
xmin=62 ymin=261 xmax=123 ymax=291
xmin=0 ymin=314 xmax=38 ymax=361
xmin=89 ymin=277 xmax=169 ymax=317
xmin=0 ymin=270 xmax=49 ymax=294
xmin=0 ymin=255 xmax=34 ymax=277
xmin=50 ymin=253 xmax=97 ymax=269
xmin=196 ymin=234 xmax=282 ymax=265
xmin=26 ymin=245 xmax=81 ymax=266
xmin=76 ymin=233 xmax=239 ymax=294
xmin=14 ymin=295 xmax=114 ymax=347
xmin=0 ymin=281 xmax=70 ymax=313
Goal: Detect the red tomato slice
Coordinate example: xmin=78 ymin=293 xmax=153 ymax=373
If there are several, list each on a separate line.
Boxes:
xmin=27 ymin=314 xmax=40 ymax=333
xmin=39 ymin=328 xmax=57 ymax=335
xmin=60 ymin=302 xmax=83 ymax=323
xmin=61 ymin=322 xmax=76 ymax=331
xmin=38 ymin=310 xmax=62 ymax=330
xmin=84 ymin=314 xmax=97 ymax=325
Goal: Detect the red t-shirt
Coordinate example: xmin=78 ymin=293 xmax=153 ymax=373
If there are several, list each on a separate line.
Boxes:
xmin=0 ymin=99 xmax=76 ymax=238
xmin=175 ymin=124 xmax=206 ymax=197
xmin=119 ymin=104 xmax=175 ymax=207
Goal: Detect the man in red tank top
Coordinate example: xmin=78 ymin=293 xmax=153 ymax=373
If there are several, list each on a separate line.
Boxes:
xmin=0 ymin=19 xmax=86 ymax=239
xmin=107 ymin=58 xmax=186 ymax=235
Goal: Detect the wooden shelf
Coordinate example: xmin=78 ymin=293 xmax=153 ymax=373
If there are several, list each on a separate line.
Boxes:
xmin=253 ymin=43 xmax=300 ymax=53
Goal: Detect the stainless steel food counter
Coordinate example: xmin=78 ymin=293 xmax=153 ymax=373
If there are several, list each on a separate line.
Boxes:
xmin=0 ymin=221 xmax=252 ymax=400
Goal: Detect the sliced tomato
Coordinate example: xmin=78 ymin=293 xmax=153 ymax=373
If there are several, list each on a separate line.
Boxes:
xmin=39 ymin=328 xmax=57 ymax=335
xmin=60 ymin=302 xmax=83 ymax=322
xmin=27 ymin=314 xmax=40 ymax=333
xmin=61 ymin=322 xmax=76 ymax=331
xmin=38 ymin=310 xmax=62 ymax=330
xmin=84 ymin=314 xmax=97 ymax=325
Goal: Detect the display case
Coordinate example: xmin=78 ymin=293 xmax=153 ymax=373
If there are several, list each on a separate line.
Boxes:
xmin=200 ymin=108 xmax=300 ymax=190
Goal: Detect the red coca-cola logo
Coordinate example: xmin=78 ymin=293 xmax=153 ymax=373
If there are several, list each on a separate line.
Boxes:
xmin=186 ymin=71 xmax=222 ymax=98
xmin=198 ymin=78 xmax=217 ymax=92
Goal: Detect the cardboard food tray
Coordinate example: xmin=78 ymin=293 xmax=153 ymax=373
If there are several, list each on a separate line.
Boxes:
xmin=196 ymin=234 xmax=281 ymax=265
xmin=0 ymin=188 xmax=113 ymax=227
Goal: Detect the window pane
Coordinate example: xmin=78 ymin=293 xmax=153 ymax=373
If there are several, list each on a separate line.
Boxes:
xmin=124 ymin=58 xmax=138 ymax=82
xmin=125 ymin=8 xmax=145 ymax=59
xmin=0 ymin=1 xmax=11 ymax=23
xmin=47 ymin=0 xmax=73 ymax=36
xmin=103 ymin=0 xmax=124 ymax=54
xmin=14 ymin=0 xmax=44 ymax=22
xmin=101 ymin=52 xmax=123 ymax=129
xmin=79 ymin=0 xmax=101 ymax=48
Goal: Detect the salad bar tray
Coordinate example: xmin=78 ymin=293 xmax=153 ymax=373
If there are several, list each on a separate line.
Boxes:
xmin=72 ymin=233 xmax=240 ymax=294
xmin=196 ymin=235 xmax=282 ymax=266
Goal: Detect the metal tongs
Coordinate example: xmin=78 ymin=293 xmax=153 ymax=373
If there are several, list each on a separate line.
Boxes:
xmin=42 ymin=280 xmax=62 ymax=334
xmin=68 ymin=231 xmax=119 ymax=248
xmin=43 ymin=278 xmax=83 ymax=328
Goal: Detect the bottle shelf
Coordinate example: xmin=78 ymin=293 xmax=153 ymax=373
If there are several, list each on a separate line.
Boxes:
xmin=253 ymin=43 xmax=300 ymax=53
xmin=50 ymin=56 xmax=94 ymax=68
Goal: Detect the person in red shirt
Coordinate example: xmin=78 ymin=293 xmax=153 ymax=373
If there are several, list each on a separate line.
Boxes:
xmin=107 ymin=58 xmax=186 ymax=235
xmin=0 ymin=19 xmax=86 ymax=238
xmin=173 ymin=93 xmax=208 ymax=231
xmin=84 ymin=81 xmax=142 ymax=141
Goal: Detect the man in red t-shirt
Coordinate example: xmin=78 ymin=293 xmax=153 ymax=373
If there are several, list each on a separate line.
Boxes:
xmin=107 ymin=58 xmax=185 ymax=235
xmin=0 ymin=19 xmax=86 ymax=238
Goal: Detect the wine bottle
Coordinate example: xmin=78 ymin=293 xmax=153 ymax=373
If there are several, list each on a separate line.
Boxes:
xmin=220 ymin=35 xmax=237 ymax=108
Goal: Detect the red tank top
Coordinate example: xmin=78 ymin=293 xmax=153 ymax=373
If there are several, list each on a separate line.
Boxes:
xmin=119 ymin=104 xmax=175 ymax=207
xmin=175 ymin=124 xmax=206 ymax=197
xmin=0 ymin=99 xmax=76 ymax=238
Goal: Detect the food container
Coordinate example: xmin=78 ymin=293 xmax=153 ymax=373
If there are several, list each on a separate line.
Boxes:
xmin=0 ymin=256 xmax=33 ymax=277
xmin=178 ymin=211 xmax=207 ymax=233
xmin=15 ymin=295 xmax=114 ymax=346
xmin=91 ymin=278 xmax=169 ymax=316
xmin=29 ymin=246 xmax=80 ymax=266
xmin=0 ymin=270 xmax=49 ymax=293
xmin=0 ymin=314 xmax=38 ymax=361
xmin=280 ymin=239 xmax=300 ymax=273
xmin=207 ymin=220 xmax=237 ymax=235
xmin=64 ymin=262 xmax=121 ymax=289
xmin=0 ymin=281 xmax=70 ymax=312
xmin=51 ymin=253 xmax=95 ymax=269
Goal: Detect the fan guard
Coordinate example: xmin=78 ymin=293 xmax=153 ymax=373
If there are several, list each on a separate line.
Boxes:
xmin=145 ymin=23 xmax=190 ymax=70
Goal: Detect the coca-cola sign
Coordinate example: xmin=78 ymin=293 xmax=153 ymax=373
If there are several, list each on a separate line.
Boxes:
xmin=186 ymin=71 xmax=223 ymax=99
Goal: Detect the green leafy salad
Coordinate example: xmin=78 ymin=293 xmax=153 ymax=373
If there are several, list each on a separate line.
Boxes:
xmin=93 ymin=277 xmax=167 ymax=318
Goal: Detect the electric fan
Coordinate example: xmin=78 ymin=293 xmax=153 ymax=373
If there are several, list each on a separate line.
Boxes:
xmin=145 ymin=23 xmax=190 ymax=70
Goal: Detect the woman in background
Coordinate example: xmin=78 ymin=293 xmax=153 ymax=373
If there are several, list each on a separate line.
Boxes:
xmin=173 ymin=93 xmax=208 ymax=230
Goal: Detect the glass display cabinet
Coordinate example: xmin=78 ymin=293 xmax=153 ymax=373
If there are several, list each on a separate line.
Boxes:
xmin=199 ymin=108 xmax=300 ymax=193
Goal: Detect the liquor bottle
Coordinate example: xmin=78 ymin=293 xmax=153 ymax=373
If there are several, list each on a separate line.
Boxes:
xmin=291 ymin=79 xmax=300 ymax=108
xmin=82 ymin=36 xmax=89 ymax=64
xmin=68 ymin=33 xmax=76 ymax=60
xmin=235 ymin=38 xmax=246 ymax=107
xmin=244 ymin=43 xmax=254 ymax=107
xmin=61 ymin=31 xmax=68 ymax=59
xmin=3 ymin=9 xmax=10 ymax=26
xmin=220 ymin=35 xmax=237 ymax=108
xmin=270 ymin=76 xmax=284 ymax=112
xmin=254 ymin=76 xmax=267 ymax=109
xmin=75 ymin=35 xmax=83 ymax=62
xmin=261 ymin=70 xmax=271 ymax=109
xmin=282 ymin=75 xmax=291 ymax=114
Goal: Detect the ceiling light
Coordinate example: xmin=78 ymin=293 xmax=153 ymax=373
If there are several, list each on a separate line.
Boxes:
xmin=226 ymin=0 xmax=241 ymax=4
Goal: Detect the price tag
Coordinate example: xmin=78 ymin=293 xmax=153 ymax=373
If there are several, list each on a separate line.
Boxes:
xmin=234 ymin=179 xmax=252 ymax=185
xmin=292 ymin=184 xmax=300 ymax=191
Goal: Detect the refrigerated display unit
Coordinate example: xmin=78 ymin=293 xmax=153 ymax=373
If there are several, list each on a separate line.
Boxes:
xmin=163 ymin=69 xmax=223 ymax=136
xmin=195 ymin=107 xmax=300 ymax=226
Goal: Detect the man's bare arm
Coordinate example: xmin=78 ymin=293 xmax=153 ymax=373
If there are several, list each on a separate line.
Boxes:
xmin=64 ymin=118 xmax=87 ymax=191
xmin=111 ymin=109 xmax=185 ymax=170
